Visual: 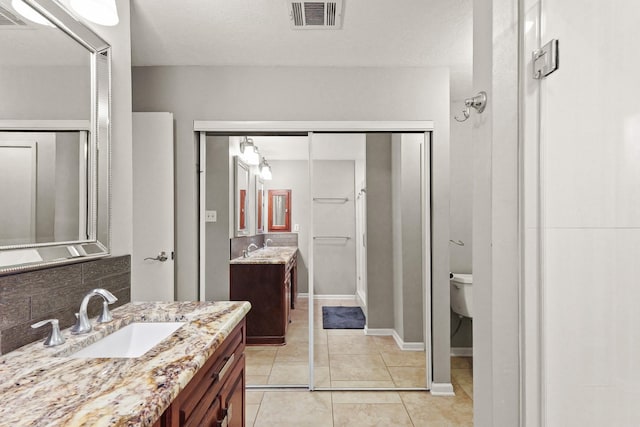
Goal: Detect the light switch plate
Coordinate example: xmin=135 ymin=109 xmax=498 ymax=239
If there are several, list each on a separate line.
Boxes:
xmin=294 ymin=224 xmax=300 ymax=232
xmin=205 ymin=210 xmax=217 ymax=223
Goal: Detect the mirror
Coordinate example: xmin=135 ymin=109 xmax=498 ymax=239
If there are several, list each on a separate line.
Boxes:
xmin=0 ymin=0 xmax=111 ymax=274
xmin=268 ymin=189 xmax=291 ymax=232
xmin=256 ymin=176 xmax=265 ymax=234
xmin=234 ymin=156 xmax=250 ymax=236
xmin=0 ymin=131 xmax=89 ymax=245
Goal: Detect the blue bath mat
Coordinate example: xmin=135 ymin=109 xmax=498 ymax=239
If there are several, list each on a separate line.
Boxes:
xmin=322 ymin=306 xmax=366 ymax=329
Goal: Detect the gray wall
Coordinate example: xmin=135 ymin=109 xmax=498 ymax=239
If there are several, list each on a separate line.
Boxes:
xmin=132 ymin=64 xmax=451 ymax=384
xmin=365 ymin=134 xmax=394 ymax=329
xmin=0 ymin=66 xmax=89 ymax=120
xmin=36 ymin=135 xmax=56 ymax=243
xmin=391 ymin=134 xmax=425 ymax=343
xmin=265 ymin=160 xmax=309 ymax=293
xmin=54 ymin=132 xmax=81 ymax=242
xmin=205 ymin=135 xmax=231 ymax=301
xmin=392 ymin=137 xmax=404 ymax=337
xmin=398 ymin=135 xmax=424 ymax=343
xmin=312 ymin=160 xmax=356 ymax=295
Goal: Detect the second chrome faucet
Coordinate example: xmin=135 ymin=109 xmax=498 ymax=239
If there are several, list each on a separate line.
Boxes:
xmin=71 ymin=288 xmax=118 ymax=335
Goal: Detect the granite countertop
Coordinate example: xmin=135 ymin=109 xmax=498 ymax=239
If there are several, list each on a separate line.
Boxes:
xmin=230 ymin=246 xmax=297 ymax=265
xmin=0 ymin=301 xmax=251 ymax=427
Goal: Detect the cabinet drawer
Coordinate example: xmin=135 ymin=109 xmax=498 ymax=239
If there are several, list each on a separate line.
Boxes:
xmin=178 ymin=321 xmax=245 ymax=424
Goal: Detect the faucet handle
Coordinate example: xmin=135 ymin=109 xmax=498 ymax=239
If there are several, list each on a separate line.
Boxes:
xmin=31 ymin=319 xmax=65 ymax=347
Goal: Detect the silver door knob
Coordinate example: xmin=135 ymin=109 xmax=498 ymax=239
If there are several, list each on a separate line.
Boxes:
xmin=145 ymin=251 xmax=168 ymax=262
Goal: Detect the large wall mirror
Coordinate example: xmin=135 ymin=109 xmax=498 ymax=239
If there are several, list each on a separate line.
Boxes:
xmin=234 ymin=156 xmax=250 ymax=236
xmin=0 ymin=0 xmax=111 ymax=274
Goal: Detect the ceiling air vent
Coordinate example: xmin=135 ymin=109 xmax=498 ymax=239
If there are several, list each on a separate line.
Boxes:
xmin=0 ymin=4 xmax=26 ymax=27
xmin=287 ymin=0 xmax=344 ymax=30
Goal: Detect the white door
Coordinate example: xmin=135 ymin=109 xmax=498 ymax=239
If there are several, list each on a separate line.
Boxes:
xmin=132 ymin=112 xmax=175 ymax=301
xmin=0 ymin=141 xmax=36 ymax=245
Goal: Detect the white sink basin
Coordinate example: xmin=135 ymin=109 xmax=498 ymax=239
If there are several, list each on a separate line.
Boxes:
xmin=69 ymin=322 xmax=186 ymax=358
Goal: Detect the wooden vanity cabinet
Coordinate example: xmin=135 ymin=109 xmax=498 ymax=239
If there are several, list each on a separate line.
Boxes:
xmin=154 ymin=319 xmax=246 ymax=427
xmin=230 ymin=253 xmax=297 ymax=345
xmin=289 ymin=254 xmax=298 ymax=309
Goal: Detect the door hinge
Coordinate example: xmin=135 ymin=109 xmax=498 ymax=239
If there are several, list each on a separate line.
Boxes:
xmin=533 ymin=39 xmax=559 ymax=79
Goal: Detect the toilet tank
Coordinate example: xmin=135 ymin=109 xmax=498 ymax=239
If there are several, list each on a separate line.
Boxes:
xmin=450 ymin=273 xmax=473 ymax=318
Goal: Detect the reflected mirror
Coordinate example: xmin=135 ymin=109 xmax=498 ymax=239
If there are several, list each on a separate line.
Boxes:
xmin=268 ymin=189 xmax=291 ymax=232
xmin=256 ymin=176 xmax=264 ymax=234
xmin=234 ymin=156 xmax=250 ymax=236
xmin=0 ymin=0 xmax=111 ymax=274
xmin=269 ymin=190 xmax=291 ymax=231
xmin=0 ymin=131 xmax=88 ymax=245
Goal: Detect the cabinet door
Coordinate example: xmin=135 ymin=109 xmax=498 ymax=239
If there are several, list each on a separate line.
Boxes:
xmin=284 ymin=274 xmax=291 ymax=328
xmin=220 ymin=355 xmax=245 ymax=427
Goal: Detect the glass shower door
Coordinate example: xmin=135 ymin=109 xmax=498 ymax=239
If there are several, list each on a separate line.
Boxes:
xmin=525 ymin=0 xmax=640 ymax=424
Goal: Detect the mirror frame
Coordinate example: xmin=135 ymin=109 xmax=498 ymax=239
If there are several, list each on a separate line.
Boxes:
xmin=234 ymin=156 xmax=250 ymax=237
xmin=256 ymin=176 xmax=265 ymax=234
xmin=0 ymin=0 xmax=111 ymax=275
xmin=268 ymin=189 xmax=292 ymax=232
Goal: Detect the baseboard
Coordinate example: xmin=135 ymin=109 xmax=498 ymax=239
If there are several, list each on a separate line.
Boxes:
xmin=392 ymin=330 xmax=425 ymax=351
xmin=364 ymin=327 xmax=395 ymax=336
xmin=362 ymin=328 xmax=424 ymax=351
xmin=450 ymin=347 xmax=473 ymax=357
xmin=430 ymin=382 xmax=455 ymax=396
xmin=299 ymin=293 xmax=357 ymax=301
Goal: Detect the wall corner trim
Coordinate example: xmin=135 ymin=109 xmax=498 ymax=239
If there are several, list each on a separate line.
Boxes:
xmin=430 ymin=383 xmax=455 ymax=396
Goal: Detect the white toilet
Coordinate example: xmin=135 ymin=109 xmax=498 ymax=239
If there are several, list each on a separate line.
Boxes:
xmin=450 ymin=273 xmax=473 ymax=318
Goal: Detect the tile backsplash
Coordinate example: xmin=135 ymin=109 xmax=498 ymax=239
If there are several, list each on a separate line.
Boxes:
xmin=0 ymin=255 xmax=131 ymax=354
xmin=230 ymin=233 xmax=298 ymax=259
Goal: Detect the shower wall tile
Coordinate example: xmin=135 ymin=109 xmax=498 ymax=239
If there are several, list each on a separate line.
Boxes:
xmin=0 ymin=255 xmax=131 ymax=355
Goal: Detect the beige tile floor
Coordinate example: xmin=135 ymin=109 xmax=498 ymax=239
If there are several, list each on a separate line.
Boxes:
xmin=245 ymin=297 xmax=473 ymax=426
xmin=246 ymin=298 xmax=432 ymax=388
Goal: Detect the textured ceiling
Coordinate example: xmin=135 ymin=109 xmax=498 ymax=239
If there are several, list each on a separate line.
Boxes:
xmin=130 ymin=0 xmax=473 ymax=97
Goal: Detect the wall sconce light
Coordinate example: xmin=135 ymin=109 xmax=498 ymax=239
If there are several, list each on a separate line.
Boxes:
xmin=11 ymin=0 xmax=54 ymax=26
xmin=239 ymin=137 xmax=260 ymax=165
xmin=70 ymin=0 xmax=119 ymax=26
xmin=260 ymin=158 xmax=273 ymax=180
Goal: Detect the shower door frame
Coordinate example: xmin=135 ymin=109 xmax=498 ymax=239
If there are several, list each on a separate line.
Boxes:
xmin=195 ymin=120 xmax=438 ymax=392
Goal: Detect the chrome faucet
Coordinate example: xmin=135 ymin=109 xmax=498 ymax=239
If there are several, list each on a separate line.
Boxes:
xmin=247 ymin=243 xmax=258 ymax=252
xmin=71 ymin=288 xmax=118 ymax=335
xmin=264 ymin=238 xmax=273 ymax=248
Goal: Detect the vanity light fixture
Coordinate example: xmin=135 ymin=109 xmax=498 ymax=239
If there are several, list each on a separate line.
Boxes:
xmin=70 ymin=0 xmax=119 ymax=26
xmin=11 ymin=0 xmax=54 ymax=26
xmin=239 ymin=137 xmax=260 ymax=165
xmin=260 ymin=158 xmax=273 ymax=180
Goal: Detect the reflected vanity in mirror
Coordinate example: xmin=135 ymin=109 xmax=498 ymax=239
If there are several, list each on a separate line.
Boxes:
xmin=234 ymin=156 xmax=250 ymax=236
xmin=0 ymin=0 xmax=111 ymax=274
xmin=268 ymin=189 xmax=291 ymax=232
xmin=256 ymin=177 xmax=265 ymax=234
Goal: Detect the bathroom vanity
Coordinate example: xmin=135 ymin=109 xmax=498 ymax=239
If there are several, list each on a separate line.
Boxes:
xmin=230 ymin=247 xmax=298 ymax=345
xmin=0 ymin=301 xmax=250 ymax=426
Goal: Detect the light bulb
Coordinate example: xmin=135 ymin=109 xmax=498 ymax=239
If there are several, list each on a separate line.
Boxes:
xmin=261 ymin=166 xmax=273 ymax=180
xmin=244 ymin=146 xmax=260 ymax=165
xmin=70 ymin=0 xmax=119 ymax=26
xmin=11 ymin=0 xmax=54 ymax=26
xmin=260 ymin=160 xmax=273 ymax=180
